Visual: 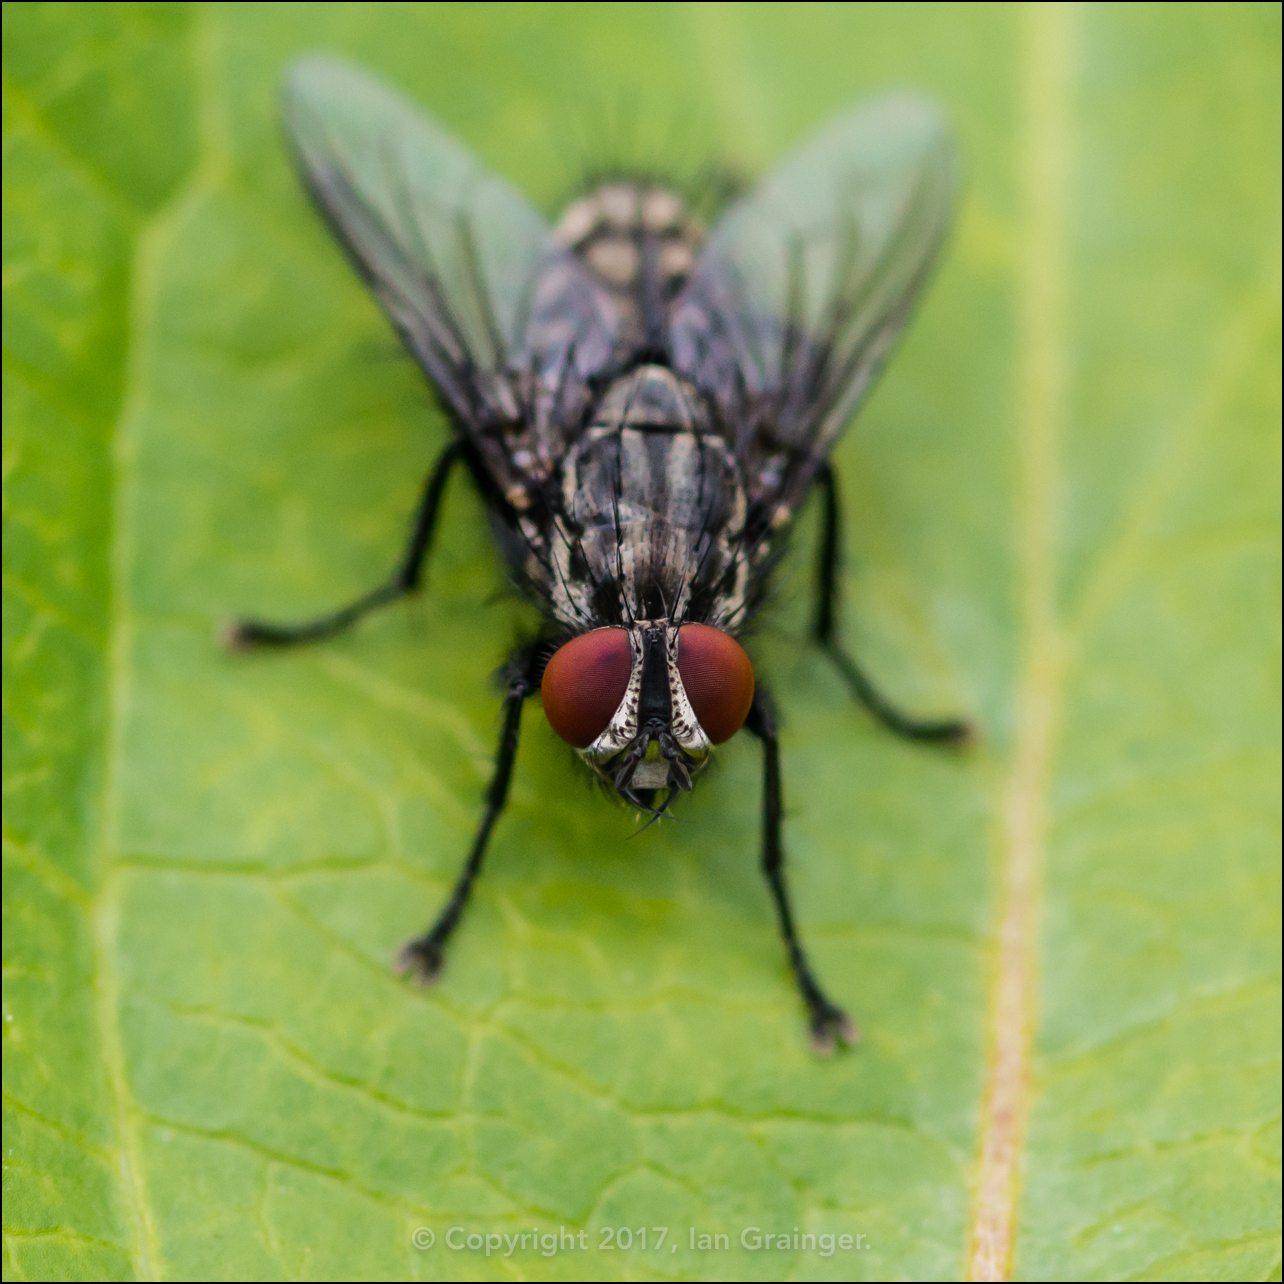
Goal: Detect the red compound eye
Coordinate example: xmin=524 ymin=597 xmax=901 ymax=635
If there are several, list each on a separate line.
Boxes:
xmin=676 ymin=624 xmax=755 ymax=744
xmin=541 ymin=628 xmax=633 ymax=748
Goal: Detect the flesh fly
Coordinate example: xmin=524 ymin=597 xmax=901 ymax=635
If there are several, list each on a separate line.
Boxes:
xmin=228 ymin=57 xmax=971 ymax=1051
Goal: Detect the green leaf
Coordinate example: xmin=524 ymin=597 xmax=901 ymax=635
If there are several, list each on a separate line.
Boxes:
xmin=3 ymin=3 xmax=1279 ymax=1280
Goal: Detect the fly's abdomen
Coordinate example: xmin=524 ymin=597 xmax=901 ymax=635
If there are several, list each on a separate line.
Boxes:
xmin=555 ymin=183 xmax=703 ymax=353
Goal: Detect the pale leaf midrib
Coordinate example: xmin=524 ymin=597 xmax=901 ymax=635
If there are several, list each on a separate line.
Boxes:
xmin=966 ymin=4 xmax=1072 ymax=1279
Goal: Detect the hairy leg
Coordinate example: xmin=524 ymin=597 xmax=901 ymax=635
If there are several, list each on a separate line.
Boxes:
xmin=224 ymin=439 xmax=463 ymax=648
xmin=812 ymin=462 xmax=972 ymax=745
xmin=395 ymin=640 xmax=544 ymax=982
xmin=745 ymin=688 xmax=857 ymax=1053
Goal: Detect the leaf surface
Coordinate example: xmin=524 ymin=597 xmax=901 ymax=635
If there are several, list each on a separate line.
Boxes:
xmin=3 ymin=3 xmax=1279 ymax=1280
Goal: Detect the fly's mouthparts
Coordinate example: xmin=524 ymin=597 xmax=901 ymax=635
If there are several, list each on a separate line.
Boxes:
xmin=611 ymin=750 xmax=643 ymax=794
xmin=657 ymin=728 xmax=694 ymax=792
xmin=611 ymin=721 xmax=697 ymax=795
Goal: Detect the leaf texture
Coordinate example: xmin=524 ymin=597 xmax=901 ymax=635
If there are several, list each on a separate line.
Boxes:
xmin=3 ymin=3 xmax=1279 ymax=1280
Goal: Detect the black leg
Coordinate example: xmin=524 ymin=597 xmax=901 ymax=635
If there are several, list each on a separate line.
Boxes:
xmin=395 ymin=641 xmax=542 ymax=983
xmin=745 ymin=689 xmax=857 ymax=1054
xmin=812 ymin=462 xmax=972 ymax=746
xmin=224 ymin=439 xmax=463 ymax=649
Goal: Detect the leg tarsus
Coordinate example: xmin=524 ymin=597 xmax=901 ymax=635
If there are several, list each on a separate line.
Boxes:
xmin=808 ymin=999 xmax=859 ymax=1056
xmin=224 ymin=579 xmax=406 ymax=650
xmin=811 ymin=462 xmax=973 ymax=748
xmin=394 ymin=935 xmax=446 ymax=986
xmin=395 ymin=642 xmax=543 ymax=984
xmin=745 ymin=689 xmax=858 ymax=1052
xmin=823 ymin=645 xmax=974 ymax=746
xmin=224 ymin=439 xmax=463 ymax=649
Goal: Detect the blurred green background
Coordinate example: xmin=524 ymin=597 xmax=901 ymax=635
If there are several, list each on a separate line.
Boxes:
xmin=3 ymin=3 xmax=1279 ymax=1280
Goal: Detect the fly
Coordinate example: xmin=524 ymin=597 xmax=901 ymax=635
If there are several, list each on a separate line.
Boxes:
xmin=226 ymin=57 xmax=972 ymax=1052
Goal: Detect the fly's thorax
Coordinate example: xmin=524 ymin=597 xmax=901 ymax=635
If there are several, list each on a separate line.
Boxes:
xmin=540 ymin=620 xmax=755 ymax=801
xmin=595 ymin=363 xmax=709 ymax=433
xmin=546 ymin=364 xmax=750 ymax=632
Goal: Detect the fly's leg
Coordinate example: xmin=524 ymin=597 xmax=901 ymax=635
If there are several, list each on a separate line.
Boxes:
xmin=745 ymin=689 xmax=857 ymax=1054
xmin=223 ymin=439 xmax=463 ymax=649
xmin=812 ymin=462 xmax=972 ymax=746
xmin=395 ymin=641 xmax=542 ymax=983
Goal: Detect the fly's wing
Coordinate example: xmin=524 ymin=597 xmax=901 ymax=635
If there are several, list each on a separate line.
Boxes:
xmin=669 ymin=94 xmax=958 ymax=532
xmin=283 ymin=56 xmax=619 ymax=502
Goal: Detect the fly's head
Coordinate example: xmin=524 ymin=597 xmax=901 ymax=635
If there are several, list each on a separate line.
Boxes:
xmin=541 ymin=621 xmax=755 ymax=811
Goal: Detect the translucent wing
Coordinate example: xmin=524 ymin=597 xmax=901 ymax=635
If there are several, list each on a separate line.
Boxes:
xmin=283 ymin=56 xmax=619 ymax=497
xmin=669 ymin=94 xmax=958 ymax=528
